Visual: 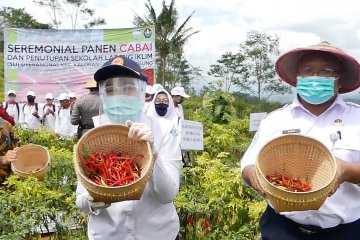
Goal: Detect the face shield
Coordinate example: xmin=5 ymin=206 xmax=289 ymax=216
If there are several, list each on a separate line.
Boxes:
xmin=98 ymin=77 xmax=146 ymax=124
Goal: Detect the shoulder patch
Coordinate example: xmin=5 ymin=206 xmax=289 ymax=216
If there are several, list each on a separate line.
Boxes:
xmin=345 ymin=102 xmax=360 ymax=108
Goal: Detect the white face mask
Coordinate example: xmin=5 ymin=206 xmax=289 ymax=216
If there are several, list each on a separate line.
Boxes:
xmin=8 ymin=97 xmax=16 ymax=101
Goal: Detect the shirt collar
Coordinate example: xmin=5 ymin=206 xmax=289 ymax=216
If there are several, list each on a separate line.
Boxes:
xmin=290 ymin=94 xmax=346 ymax=112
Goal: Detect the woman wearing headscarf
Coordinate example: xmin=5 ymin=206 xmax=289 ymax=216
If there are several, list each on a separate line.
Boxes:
xmin=146 ymin=89 xmax=177 ymax=123
xmin=75 ymin=56 xmax=182 ymax=240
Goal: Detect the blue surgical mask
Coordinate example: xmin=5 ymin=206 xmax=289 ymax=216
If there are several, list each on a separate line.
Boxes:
xmin=296 ymin=76 xmax=336 ymax=105
xmin=102 ymin=95 xmax=142 ymax=123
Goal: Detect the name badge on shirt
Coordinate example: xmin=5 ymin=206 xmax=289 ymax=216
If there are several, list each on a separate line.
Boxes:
xmin=282 ymin=129 xmax=301 ymax=134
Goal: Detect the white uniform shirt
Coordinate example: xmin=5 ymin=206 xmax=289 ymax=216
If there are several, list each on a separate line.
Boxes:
xmin=43 ymin=104 xmax=56 ymax=131
xmin=55 ymin=108 xmax=76 ymax=138
xmin=241 ymin=95 xmax=360 ymax=228
xmin=173 ymin=104 xmax=185 ymax=147
xmin=76 ymin=115 xmax=183 ymax=240
xmin=4 ymin=102 xmax=20 ymax=124
xmin=146 ymin=90 xmax=181 ymax=143
xmin=19 ymin=103 xmax=42 ymax=130
xmin=174 ymin=104 xmax=184 ymax=120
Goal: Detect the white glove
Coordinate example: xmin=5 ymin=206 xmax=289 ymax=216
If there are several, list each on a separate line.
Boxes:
xmin=126 ymin=120 xmax=157 ymax=159
xmin=126 ymin=120 xmax=154 ymax=144
xmin=81 ymin=192 xmax=111 ymax=210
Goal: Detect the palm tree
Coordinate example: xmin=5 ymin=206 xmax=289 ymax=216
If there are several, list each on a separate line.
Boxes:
xmin=133 ymin=0 xmax=199 ymax=88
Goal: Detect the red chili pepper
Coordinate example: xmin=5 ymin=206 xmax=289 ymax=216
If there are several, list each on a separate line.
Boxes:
xmin=81 ymin=152 xmax=143 ymax=187
xmin=267 ymin=172 xmax=312 ymax=192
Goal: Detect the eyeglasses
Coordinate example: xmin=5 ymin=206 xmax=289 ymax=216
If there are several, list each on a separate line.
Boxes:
xmin=298 ymin=67 xmax=341 ymax=77
xmin=154 ymin=99 xmax=169 ymax=104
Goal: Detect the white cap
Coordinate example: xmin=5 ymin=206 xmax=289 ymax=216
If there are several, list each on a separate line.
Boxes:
xmin=27 ymin=91 xmax=36 ymax=97
xmin=7 ymin=90 xmax=16 ymax=96
xmin=45 ymin=93 xmax=54 ymax=99
xmin=171 ymin=86 xmax=190 ymax=98
xmin=57 ymin=93 xmax=70 ymax=101
xmin=68 ymin=93 xmax=76 ymax=98
xmin=146 ymin=85 xmax=153 ymax=94
xmin=149 ymin=83 xmax=164 ymax=94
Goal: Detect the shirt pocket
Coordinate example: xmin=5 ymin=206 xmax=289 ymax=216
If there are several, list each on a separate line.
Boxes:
xmin=332 ymin=131 xmax=360 ymax=163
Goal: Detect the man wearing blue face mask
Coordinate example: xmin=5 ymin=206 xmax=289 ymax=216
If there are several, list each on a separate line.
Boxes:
xmin=241 ymin=41 xmax=360 ymax=240
xmin=75 ymin=56 xmax=183 ymax=240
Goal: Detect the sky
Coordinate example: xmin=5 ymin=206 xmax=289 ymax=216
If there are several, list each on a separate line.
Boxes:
xmin=2 ymin=0 xmax=360 ymax=101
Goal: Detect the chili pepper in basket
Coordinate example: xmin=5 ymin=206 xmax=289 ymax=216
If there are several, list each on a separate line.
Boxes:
xmin=80 ymin=152 xmax=143 ymax=187
xmin=266 ymin=173 xmax=312 ymax=192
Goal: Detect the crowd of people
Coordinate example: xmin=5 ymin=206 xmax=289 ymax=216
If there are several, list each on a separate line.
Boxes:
xmin=3 ymin=40 xmax=360 ymax=239
xmin=1 ymin=80 xmax=190 ymax=142
xmin=2 ymin=90 xmax=77 ymax=139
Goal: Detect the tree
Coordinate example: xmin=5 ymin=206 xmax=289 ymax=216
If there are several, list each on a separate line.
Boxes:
xmin=209 ymin=31 xmax=292 ymax=101
xmin=33 ymin=0 xmax=105 ymax=29
xmin=239 ymin=31 xmax=292 ymax=101
xmin=33 ymin=0 xmax=62 ymax=28
xmin=0 ymin=7 xmax=50 ymax=29
xmin=133 ymin=0 xmax=199 ymax=88
xmin=208 ymin=52 xmax=248 ymax=92
xmin=165 ymin=49 xmax=194 ymax=89
xmin=0 ymin=7 xmax=50 ymax=76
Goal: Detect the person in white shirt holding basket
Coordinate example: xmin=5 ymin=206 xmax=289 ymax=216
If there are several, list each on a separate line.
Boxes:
xmin=75 ymin=56 xmax=182 ymax=240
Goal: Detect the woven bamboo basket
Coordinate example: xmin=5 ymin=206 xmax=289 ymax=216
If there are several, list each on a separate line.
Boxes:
xmin=11 ymin=144 xmax=50 ymax=181
xmin=256 ymin=134 xmax=337 ymax=213
xmin=74 ymin=124 xmax=155 ymax=203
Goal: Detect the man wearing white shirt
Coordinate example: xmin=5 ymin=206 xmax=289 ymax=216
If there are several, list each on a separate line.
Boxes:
xmin=4 ymin=90 xmax=20 ymax=124
xmin=42 ymin=93 xmax=56 ymax=131
xmin=54 ymin=93 xmax=76 ymax=139
xmin=19 ymin=91 xmax=42 ymax=130
xmin=170 ymin=86 xmax=190 ymax=121
xmin=241 ymin=41 xmax=360 ymax=239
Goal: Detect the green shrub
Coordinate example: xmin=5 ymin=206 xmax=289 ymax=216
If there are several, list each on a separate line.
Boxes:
xmin=177 ymin=89 xmax=266 ymax=239
xmin=0 ymin=176 xmax=85 ymax=239
xmin=14 ymin=126 xmax=76 ymax=151
xmin=0 ymin=127 xmax=86 ymax=239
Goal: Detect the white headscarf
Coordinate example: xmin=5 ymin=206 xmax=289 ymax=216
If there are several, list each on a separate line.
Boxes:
xmin=146 ymin=89 xmax=177 ymax=123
